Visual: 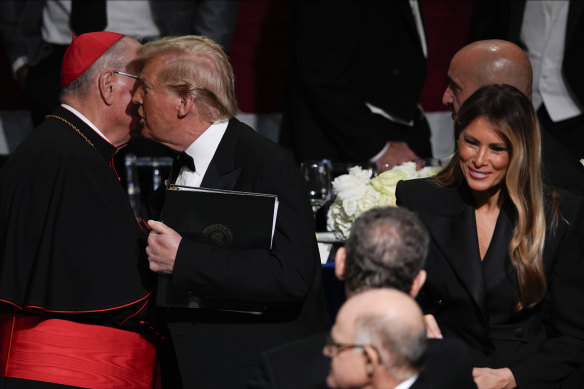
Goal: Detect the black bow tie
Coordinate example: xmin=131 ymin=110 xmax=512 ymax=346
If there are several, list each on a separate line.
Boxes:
xmin=175 ymin=151 xmax=196 ymax=172
xmin=170 ymin=152 xmax=195 ymax=183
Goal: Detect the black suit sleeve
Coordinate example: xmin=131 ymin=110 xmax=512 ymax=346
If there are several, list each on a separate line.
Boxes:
xmin=288 ymin=1 xmax=427 ymax=161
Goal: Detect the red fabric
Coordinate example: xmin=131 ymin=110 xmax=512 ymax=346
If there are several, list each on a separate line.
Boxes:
xmin=0 ymin=312 xmax=157 ymax=389
xmin=229 ymin=0 xmax=290 ymax=113
xmin=419 ymin=0 xmax=476 ymax=112
xmin=61 ymin=32 xmax=124 ymax=89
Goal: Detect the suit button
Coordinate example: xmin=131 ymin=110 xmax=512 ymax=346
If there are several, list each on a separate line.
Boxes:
xmin=514 ymin=328 xmax=525 ymax=338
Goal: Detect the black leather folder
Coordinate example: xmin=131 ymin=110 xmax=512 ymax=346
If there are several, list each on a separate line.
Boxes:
xmin=156 ymin=185 xmax=278 ymax=312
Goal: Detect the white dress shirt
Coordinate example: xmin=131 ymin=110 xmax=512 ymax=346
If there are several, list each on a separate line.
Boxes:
xmin=521 ymin=0 xmax=582 ymax=122
xmin=394 ymin=373 xmax=419 ymax=389
xmin=174 ymin=120 xmax=229 ymax=188
xmin=61 ymin=104 xmax=113 ymax=146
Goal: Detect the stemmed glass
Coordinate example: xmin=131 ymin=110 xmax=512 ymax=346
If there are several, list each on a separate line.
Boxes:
xmin=300 ymin=160 xmax=332 ymax=216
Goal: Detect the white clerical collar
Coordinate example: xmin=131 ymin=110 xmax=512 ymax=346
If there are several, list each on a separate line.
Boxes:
xmin=61 ymin=104 xmax=114 ymax=146
xmin=394 ymin=373 xmax=419 ymax=389
xmin=184 ymin=119 xmax=229 ymax=180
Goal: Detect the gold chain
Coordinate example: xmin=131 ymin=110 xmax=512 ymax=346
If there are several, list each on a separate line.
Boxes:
xmin=45 ymin=114 xmax=95 ymax=148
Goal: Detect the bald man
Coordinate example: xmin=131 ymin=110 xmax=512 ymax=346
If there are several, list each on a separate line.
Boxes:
xmin=443 ymin=40 xmax=532 ymax=114
xmin=325 ymin=289 xmax=426 ymax=389
xmin=443 ymin=39 xmax=584 ymax=195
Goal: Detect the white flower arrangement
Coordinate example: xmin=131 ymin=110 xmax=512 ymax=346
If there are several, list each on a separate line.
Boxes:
xmin=327 ymin=162 xmax=441 ymax=240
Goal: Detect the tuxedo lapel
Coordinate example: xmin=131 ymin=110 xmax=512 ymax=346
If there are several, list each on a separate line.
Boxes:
xmin=428 ymin=205 xmax=488 ymax=320
xmin=201 ymin=119 xmax=241 ymax=190
xmin=482 ymin=205 xmax=515 ymax=293
xmin=397 ymin=1 xmax=425 ymax=54
xmin=201 ymin=160 xmax=240 ymax=190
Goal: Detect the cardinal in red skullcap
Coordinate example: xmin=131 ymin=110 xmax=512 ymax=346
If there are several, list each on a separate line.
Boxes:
xmin=61 ymin=31 xmax=124 ymax=88
xmin=0 ymin=31 xmax=159 ymax=389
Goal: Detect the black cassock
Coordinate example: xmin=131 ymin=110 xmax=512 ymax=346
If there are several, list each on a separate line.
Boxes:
xmin=0 ymin=106 xmax=156 ymax=388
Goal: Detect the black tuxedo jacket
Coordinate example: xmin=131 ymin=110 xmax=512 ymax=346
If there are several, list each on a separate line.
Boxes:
xmin=396 ymin=178 xmax=584 ymax=389
xmin=248 ymin=332 xmax=476 ymax=389
xmin=279 ymin=1 xmax=432 ymax=164
xmin=150 ymin=118 xmax=330 ymax=389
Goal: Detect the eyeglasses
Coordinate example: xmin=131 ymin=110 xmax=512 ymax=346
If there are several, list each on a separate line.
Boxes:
xmin=323 ymin=334 xmax=368 ymax=358
xmin=113 ymin=71 xmax=139 ymax=79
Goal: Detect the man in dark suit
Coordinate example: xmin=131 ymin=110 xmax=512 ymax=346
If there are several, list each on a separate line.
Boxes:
xmin=131 ymin=35 xmax=329 ymax=388
xmin=248 ymin=207 xmax=476 ymax=389
xmin=279 ymin=1 xmax=432 ymax=170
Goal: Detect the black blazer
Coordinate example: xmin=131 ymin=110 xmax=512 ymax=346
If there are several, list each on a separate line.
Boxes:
xmin=396 ymin=178 xmax=584 ymax=389
xmin=279 ymin=1 xmax=432 ymax=164
xmin=248 ymin=331 xmax=477 ymax=389
xmin=155 ymin=118 xmax=330 ymax=389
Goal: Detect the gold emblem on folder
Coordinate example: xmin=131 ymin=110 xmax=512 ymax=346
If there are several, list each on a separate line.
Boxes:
xmin=202 ymin=224 xmax=234 ymax=247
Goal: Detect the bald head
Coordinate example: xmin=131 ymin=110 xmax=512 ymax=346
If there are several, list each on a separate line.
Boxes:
xmin=327 ymin=289 xmax=426 ymax=388
xmin=339 ymin=289 xmax=425 ymax=341
xmin=443 ymin=39 xmax=533 ymax=114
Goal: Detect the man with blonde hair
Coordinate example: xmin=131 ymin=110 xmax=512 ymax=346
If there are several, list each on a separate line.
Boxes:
xmin=132 ymin=35 xmax=329 ymax=388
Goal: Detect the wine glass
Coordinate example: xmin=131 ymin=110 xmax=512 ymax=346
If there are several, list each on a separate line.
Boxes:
xmin=300 ymin=160 xmax=332 ymax=215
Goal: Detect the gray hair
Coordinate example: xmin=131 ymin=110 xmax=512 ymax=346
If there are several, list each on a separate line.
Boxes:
xmin=344 ymin=206 xmax=429 ymax=294
xmin=355 ymin=312 xmax=427 ymax=381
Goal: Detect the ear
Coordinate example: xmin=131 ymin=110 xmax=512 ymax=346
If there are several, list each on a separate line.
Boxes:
xmin=334 ymin=247 xmax=347 ymax=280
xmin=409 ymin=269 xmax=427 ymax=298
xmin=362 ymin=345 xmax=381 ymax=378
xmin=98 ymin=70 xmax=116 ymax=106
xmin=177 ymin=94 xmax=195 ymax=119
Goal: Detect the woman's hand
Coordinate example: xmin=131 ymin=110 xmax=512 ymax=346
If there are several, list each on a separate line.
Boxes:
xmin=424 ymin=314 xmax=443 ymax=339
xmin=473 ymin=367 xmax=517 ymax=389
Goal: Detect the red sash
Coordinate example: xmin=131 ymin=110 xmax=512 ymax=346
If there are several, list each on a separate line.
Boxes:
xmin=0 ymin=312 xmax=157 ymax=388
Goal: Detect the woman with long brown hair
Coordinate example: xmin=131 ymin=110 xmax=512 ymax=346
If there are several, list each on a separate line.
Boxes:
xmin=397 ymin=84 xmax=584 ymax=389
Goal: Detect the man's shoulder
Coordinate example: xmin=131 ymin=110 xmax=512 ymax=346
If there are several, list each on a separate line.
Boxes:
xmin=263 ymin=332 xmax=327 ymax=361
xmin=228 ymin=118 xmax=292 ymax=162
xmin=249 ymin=332 xmax=329 ymax=389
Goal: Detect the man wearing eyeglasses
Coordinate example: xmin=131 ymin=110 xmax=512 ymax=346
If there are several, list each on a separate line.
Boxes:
xmin=325 ymin=288 xmax=426 ymax=389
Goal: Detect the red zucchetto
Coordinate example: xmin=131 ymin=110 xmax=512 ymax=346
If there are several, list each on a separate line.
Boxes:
xmin=61 ymin=31 xmax=124 ymax=89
